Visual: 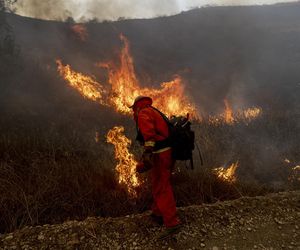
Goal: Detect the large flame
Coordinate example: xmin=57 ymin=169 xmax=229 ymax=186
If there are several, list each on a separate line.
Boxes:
xmin=98 ymin=34 xmax=198 ymax=118
xmin=213 ymin=162 xmax=239 ymax=183
xmin=106 ymin=126 xmax=141 ymax=196
xmin=57 ymin=34 xmax=198 ymax=118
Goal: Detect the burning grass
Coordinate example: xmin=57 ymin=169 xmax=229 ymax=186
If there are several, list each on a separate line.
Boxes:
xmin=213 ymin=162 xmax=239 ymax=183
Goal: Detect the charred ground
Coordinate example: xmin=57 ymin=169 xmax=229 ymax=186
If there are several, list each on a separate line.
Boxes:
xmin=0 ymin=2 xmax=299 ymax=233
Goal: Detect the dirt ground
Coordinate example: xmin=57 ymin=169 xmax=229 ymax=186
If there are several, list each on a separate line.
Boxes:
xmin=1 ymin=191 xmax=299 ymax=250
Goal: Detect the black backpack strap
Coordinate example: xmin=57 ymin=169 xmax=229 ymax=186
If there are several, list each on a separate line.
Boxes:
xmin=135 ymin=110 xmax=145 ymax=144
xmin=135 ymin=107 xmax=171 ymax=149
xmin=150 ymin=107 xmax=172 ymax=127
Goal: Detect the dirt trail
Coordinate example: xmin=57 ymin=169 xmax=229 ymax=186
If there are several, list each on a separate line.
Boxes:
xmin=1 ymin=191 xmax=299 ymax=250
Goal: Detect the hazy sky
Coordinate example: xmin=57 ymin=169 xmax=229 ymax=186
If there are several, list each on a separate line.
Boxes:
xmin=11 ymin=0 xmax=297 ymax=22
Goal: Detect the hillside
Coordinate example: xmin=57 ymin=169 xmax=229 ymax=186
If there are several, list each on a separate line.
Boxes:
xmin=0 ymin=2 xmax=299 ymax=238
xmin=5 ymin=3 xmax=300 ymax=113
xmin=1 ymin=191 xmax=299 ymax=249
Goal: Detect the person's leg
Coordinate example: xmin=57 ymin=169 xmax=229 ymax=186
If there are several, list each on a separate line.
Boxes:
xmin=151 ymin=159 xmax=162 ymax=216
xmin=151 ymin=150 xmax=180 ymax=228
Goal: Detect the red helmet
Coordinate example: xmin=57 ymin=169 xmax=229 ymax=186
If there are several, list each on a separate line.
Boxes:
xmin=129 ymin=96 xmax=152 ymax=109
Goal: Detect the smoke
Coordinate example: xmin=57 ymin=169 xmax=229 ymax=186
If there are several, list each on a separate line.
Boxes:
xmin=11 ymin=0 xmax=72 ymax=20
xmin=11 ymin=0 xmax=296 ymax=22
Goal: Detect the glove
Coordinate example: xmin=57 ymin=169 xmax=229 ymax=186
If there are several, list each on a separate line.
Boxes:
xmin=136 ymin=161 xmax=151 ymax=173
xmin=135 ymin=150 xmax=154 ymax=174
xmin=143 ymin=151 xmax=154 ymax=167
xmin=144 ymin=146 xmax=154 ymax=153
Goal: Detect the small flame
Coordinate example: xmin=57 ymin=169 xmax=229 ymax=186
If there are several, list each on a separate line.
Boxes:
xmin=106 ymin=126 xmax=141 ymax=197
xmin=289 ymin=165 xmax=300 ymax=183
xmin=71 ymin=24 xmax=88 ymax=41
xmin=223 ymin=99 xmax=235 ymax=124
xmin=208 ymin=104 xmax=262 ymax=125
xmin=293 ymin=165 xmax=300 ymax=171
xmin=95 ymin=132 xmax=100 ymax=143
xmin=242 ymin=107 xmax=262 ymax=120
xmin=213 ymin=162 xmax=239 ymax=183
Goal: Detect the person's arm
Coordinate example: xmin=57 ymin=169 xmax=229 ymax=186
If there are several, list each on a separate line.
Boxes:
xmin=138 ymin=108 xmax=156 ymax=152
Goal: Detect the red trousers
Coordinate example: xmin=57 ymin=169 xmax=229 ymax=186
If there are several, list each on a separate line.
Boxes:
xmin=151 ymin=149 xmax=180 ymax=227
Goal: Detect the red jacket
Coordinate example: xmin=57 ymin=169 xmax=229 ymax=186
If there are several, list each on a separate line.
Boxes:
xmin=133 ymin=98 xmax=170 ymax=151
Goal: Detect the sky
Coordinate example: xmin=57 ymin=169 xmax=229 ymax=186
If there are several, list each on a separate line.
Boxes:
xmin=11 ymin=0 xmax=297 ymax=22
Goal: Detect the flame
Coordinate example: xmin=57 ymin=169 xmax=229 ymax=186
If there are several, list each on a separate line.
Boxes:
xmin=213 ymin=162 xmax=239 ymax=183
xmin=95 ymin=132 xmax=100 ymax=143
xmin=57 ymin=60 xmax=106 ymax=103
xmin=98 ymin=34 xmax=198 ymax=118
xmin=223 ymin=99 xmax=235 ymax=124
xmin=208 ymin=103 xmax=262 ymax=125
xmin=57 ymin=34 xmax=198 ymax=119
xmin=71 ymin=24 xmax=88 ymax=41
xmin=106 ymin=126 xmax=141 ymax=196
xmin=293 ymin=165 xmax=300 ymax=171
xmin=289 ymin=165 xmax=300 ymax=183
xmin=242 ymin=107 xmax=262 ymax=120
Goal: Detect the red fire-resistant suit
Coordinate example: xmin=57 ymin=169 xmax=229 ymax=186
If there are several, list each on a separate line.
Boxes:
xmin=133 ymin=97 xmax=180 ymax=228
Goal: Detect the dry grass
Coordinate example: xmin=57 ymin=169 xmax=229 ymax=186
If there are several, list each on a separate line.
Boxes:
xmin=1 ymin=110 xmax=298 ymax=234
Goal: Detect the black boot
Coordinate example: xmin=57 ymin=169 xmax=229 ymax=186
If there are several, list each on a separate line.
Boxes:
xmin=150 ymin=213 xmax=164 ymax=226
xmin=157 ymin=224 xmax=182 ymax=240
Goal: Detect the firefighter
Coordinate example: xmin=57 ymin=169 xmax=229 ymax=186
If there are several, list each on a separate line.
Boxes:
xmin=130 ymin=96 xmax=181 ymax=239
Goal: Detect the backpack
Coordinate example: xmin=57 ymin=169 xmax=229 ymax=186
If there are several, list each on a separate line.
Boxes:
xmin=136 ymin=107 xmax=196 ymax=169
xmin=154 ymin=108 xmax=195 ymax=169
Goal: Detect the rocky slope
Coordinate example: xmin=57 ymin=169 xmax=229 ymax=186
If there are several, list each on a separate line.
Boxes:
xmin=1 ymin=191 xmax=299 ymax=250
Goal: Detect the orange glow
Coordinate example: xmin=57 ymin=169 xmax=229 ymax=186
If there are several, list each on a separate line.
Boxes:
xmin=71 ymin=24 xmax=88 ymax=41
xmin=106 ymin=126 xmax=141 ymax=197
xmin=213 ymin=162 xmax=239 ymax=183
